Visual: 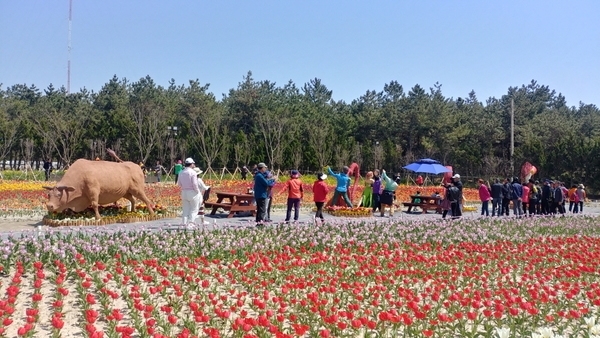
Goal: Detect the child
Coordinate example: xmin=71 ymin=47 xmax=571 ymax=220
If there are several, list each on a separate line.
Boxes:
xmin=281 ymin=170 xmax=303 ymax=222
xmin=313 ymin=173 xmax=329 ymax=223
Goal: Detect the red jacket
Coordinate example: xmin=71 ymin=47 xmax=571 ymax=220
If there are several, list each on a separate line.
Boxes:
xmin=313 ymin=180 xmax=329 ymax=202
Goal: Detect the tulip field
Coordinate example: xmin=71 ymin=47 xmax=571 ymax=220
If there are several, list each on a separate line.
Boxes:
xmin=0 ymin=216 xmax=599 ymax=337
xmin=3 ymin=179 xmax=600 ymax=337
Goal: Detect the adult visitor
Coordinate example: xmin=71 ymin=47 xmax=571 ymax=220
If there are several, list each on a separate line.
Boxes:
xmin=177 ymin=158 xmax=200 ymax=226
xmin=173 ymin=160 xmax=183 ymax=184
xmin=253 ymin=163 xmax=274 ymax=226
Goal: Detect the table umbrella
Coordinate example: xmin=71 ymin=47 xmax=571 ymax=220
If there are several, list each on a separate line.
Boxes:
xmin=403 ymin=158 xmax=451 ymax=175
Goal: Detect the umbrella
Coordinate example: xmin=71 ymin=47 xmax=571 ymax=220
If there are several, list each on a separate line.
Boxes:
xmin=403 ymin=158 xmax=451 ymax=175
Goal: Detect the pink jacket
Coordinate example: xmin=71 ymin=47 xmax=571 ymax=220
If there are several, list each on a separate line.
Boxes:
xmin=479 ymin=184 xmax=491 ymax=202
xmin=522 ymin=186 xmax=530 ymax=203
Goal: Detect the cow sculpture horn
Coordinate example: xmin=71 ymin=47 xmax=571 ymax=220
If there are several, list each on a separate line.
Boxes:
xmin=57 ymin=186 xmax=75 ymax=192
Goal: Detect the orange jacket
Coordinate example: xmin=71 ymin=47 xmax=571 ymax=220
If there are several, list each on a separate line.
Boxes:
xmin=284 ymin=178 xmax=303 ymax=199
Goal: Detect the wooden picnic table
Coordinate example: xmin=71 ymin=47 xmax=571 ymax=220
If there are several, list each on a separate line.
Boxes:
xmin=403 ymin=195 xmax=442 ymax=214
xmin=204 ymin=192 xmax=256 ymax=218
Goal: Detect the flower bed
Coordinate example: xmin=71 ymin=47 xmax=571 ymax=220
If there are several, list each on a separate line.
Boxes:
xmin=325 ymin=206 xmax=373 ymax=217
xmin=0 ymin=217 xmax=598 ymax=336
xmin=42 ymin=204 xmax=176 ymax=227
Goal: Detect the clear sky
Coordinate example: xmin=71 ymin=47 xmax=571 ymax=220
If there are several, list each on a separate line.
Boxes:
xmin=1 ymin=1 xmax=599 ymax=106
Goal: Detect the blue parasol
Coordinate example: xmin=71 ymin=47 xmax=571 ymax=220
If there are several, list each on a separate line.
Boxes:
xmin=403 ymin=158 xmax=451 ymax=175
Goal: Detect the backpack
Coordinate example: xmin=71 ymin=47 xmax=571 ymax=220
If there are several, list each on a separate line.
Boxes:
xmin=529 ymin=185 xmax=538 ymax=200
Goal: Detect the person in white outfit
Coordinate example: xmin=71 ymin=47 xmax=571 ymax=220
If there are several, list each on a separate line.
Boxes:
xmin=177 ymin=158 xmax=200 ymax=226
xmin=194 ymin=167 xmax=211 ymax=225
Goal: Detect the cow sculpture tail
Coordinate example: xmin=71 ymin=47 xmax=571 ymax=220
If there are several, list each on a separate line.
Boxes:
xmin=107 ymin=149 xmax=124 ymax=163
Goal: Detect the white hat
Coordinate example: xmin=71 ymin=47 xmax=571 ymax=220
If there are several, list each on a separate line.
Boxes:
xmin=184 ymin=157 xmax=195 ymax=164
xmin=193 ymin=167 xmax=203 ymax=175
xmin=319 ymin=173 xmax=327 ymax=180
xmin=452 ymin=174 xmax=460 ymax=179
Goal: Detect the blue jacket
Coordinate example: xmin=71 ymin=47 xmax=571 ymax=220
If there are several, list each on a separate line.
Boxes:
xmin=327 ymin=167 xmax=351 ymax=192
xmin=511 ymin=183 xmax=523 ymax=200
xmin=253 ymin=172 xmax=275 ymax=199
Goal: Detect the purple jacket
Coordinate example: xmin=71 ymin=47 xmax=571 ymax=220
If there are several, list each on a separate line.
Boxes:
xmin=372 ymin=178 xmax=381 ymax=195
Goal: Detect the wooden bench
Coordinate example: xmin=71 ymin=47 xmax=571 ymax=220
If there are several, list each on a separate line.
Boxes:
xmin=204 ymin=192 xmax=256 ymax=218
xmin=403 ymin=202 xmax=442 ymax=214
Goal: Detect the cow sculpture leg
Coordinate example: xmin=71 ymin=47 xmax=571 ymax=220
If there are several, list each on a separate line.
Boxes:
xmin=90 ymin=199 xmax=102 ymax=220
xmin=123 ymin=193 xmax=136 ymax=212
xmin=130 ymin=188 xmax=155 ymax=215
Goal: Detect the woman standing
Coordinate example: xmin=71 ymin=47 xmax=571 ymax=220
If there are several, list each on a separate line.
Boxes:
xmin=313 ymin=173 xmax=329 ymax=223
xmin=360 ymin=171 xmax=374 ymax=208
xmin=477 ymin=179 xmax=491 ymax=216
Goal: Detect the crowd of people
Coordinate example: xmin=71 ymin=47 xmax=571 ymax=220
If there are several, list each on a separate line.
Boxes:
xmin=476 ymin=177 xmax=587 ymax=217
xmin=172 ymin=156 xmax=589 ymax=226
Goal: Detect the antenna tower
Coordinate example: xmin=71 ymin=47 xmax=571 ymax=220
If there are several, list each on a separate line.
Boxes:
xmin=67 ymin=0 xmax=72 ymax=93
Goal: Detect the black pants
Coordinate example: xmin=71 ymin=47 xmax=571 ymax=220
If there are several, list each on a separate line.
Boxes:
xmin=541 ymin=199 xmax=550 ymax=214
xmin=451 ymin=202 xmax=462 ymax=218
xmin=285 ymin=198 xmax=300 ymax=221
xmin=501 ymin=198 xmax=510 ymax=216
xmin=315 ymin=202 xmax=325 ymax=220
xmin=255 ymin=198 xmax=267 ymax=223
xmin=44 ymin=169 xmax=51 ymax=181
xmin=372 ymin=194 xmax=381 ymax=212
xmin=528 ymin=199 xmax=537 ymax=215
xmin=174 ymin=174 xmax=179 ymax=184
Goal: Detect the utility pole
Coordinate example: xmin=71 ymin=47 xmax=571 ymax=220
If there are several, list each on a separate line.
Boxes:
xmin=510 ymin=98 xmax=514 ymax=176
xmin=67 ymin=0 xmax=72 ymax=94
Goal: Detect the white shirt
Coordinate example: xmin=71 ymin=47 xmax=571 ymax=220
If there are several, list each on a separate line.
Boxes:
xmin=177 ymin=167 xmax=199 ymax=193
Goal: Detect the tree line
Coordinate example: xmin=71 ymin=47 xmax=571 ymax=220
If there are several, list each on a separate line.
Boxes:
xmin=1 ymin=72 xmax=599 ymax=189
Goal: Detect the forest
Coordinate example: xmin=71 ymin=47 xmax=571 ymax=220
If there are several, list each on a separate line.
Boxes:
xmin=1 ymin=72 xmax=599 ymax=189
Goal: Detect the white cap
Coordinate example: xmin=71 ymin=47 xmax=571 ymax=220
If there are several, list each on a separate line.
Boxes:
xmin=184 ymin=157 xmax=195 ymax=164
xmin=319 ymin=173 xmax=327 ymax=180
xmin=452 ymin=174 xmax=460 ymax=179
xmin=193 ymin=167 xmax=203 ymax=175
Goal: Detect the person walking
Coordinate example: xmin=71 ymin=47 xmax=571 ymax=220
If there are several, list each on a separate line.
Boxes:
xmin=491 ymin=178 xmax=503 ymax=217
xmin=326 ymin=166 xmax=353 ymax=207
xmin=253 ymin=163 xmax=274 ymax=226
xmin=313 ymin=173 xmax=329 ymax=223
xmin=522 ymin=181 xmax=530 ymax=217
xmin=477 ymin=179 xmax=491 ymax=216
xmin=177 ymin=158 xmax=200 ymax=226
xmin=241 ymin=166 xmax=249 ymax=180
xmin=527 ymin=179 xmax=538 ymax=216
xmin=173 ymin=160 xmax=183 ymax=184
xmin=568 ymin=184 xmax=579 ymax=213
xmin=281 ymin=170 xmax=303 ymax=223
xmin=264 ymin=170 xmax=275 ymax=222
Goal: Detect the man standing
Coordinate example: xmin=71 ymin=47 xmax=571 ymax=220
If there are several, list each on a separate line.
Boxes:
xmin=541 ymin=180 xmax=552 ymax=215
xmin=511 ymin=177 xmax=524 ymax=217
xmin=552 ymin=181 xmax=565 ymax=215
xmin=177 ymin=158 xmax=200 ymax=226
xmin=501 ymin=178 xmax=512 ymax=216
xmin=491 ymin=178 xmax=503 ymax=217
xmin=43 ymin=159 xmax=52 ymax=181
xmin=241 ymin=166 xmax=249 ymax=180
xmin=452 ymin=174 xmax=464 ymax=213
xmin=253 ymin=163 xmax=274 ymax=226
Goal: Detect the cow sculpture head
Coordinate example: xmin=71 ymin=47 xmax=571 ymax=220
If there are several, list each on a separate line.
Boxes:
xmin=42 ymin=186 xmax=76 ymax=212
